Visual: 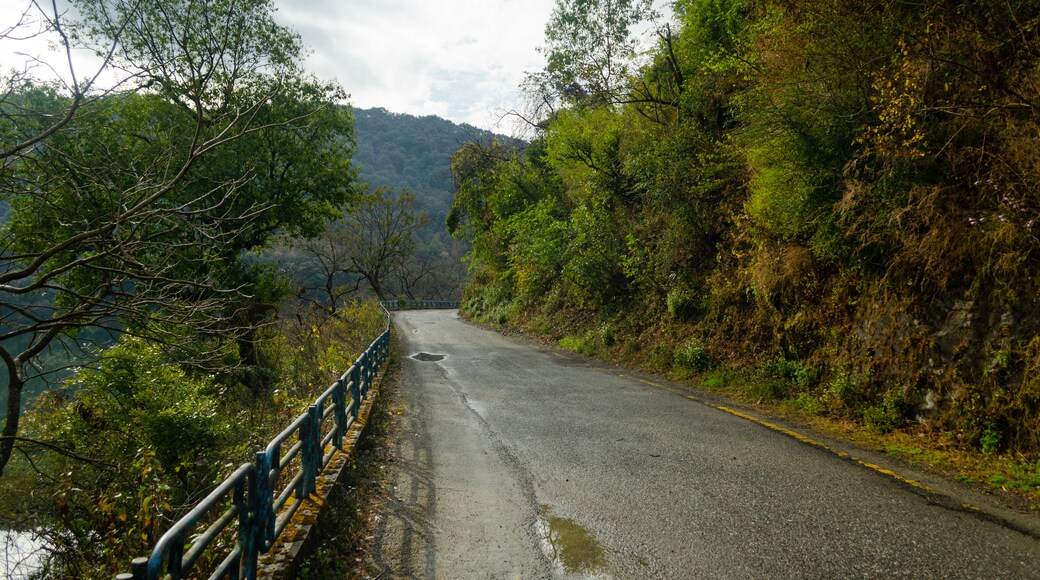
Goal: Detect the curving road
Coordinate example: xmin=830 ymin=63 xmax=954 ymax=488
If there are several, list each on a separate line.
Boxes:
xmin=363 ymin=309 xmax=1040 ymax=578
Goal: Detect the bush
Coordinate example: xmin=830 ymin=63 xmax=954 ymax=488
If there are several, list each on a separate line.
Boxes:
xmin=862 ymin=388 xmax=911 ymax=434
xmin=760 ymin=355 xmax=815 ymax=390
xmin=788 ymin=392 xmax=824 ymax=415
xmin=667 ymin=285 xmax=703 ymax=321
xmin=675 ymin=338 xmax=716 ymax=372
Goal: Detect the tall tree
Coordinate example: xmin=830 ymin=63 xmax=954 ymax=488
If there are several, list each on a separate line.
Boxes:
xmin=527 ymin=0 xmax=653 ymax=114
xmin=0 ymin=0 xmax=354 ymax=476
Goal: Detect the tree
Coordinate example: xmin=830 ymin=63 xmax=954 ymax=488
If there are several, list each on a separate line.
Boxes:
xmin=297 ymin=186 xmax=428 ymax=306
xmin=526 ymin=0 xmax=653 ymax=116
xmin=0 ymin=0 xmax=354 ymax=477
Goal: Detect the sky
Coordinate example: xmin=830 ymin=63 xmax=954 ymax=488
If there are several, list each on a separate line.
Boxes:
xmin=0 ymin=0 xmax=559 ymax=133
xmin=0 ymin=1 xmax=671 ymax=134
xmin=273 ymin=0 xmax=557 ymax=133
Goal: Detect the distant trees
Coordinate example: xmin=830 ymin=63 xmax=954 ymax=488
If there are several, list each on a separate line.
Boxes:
xmin=0 ymin=0 xmax=355 ymax=477
xmin=295 ymin=186 xmax=429 ymax=307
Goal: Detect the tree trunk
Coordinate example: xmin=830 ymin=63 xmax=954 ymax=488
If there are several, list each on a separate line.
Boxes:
xmin=0 ymin=368 xmax=24 ymax=477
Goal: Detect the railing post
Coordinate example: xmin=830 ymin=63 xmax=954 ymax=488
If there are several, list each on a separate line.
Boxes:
xmin=357 ymin=351 xmax=370 ymax=399
xmin=363 ymin=352 xmax=374 ymax=397
xmin=349 ymin=364 xmax=361 ymax=419
xmin=237 ymin=468 xmax=258 ymax=580
xmin=167 ymin=537 xmax=184 ymax=579
xmin=303 ymin=404 xmax=321 ymax=496
xmin=254 ymin=451 xmax=275 ymax=552
xmin=332 ymin=377 xmax=347 ymax=448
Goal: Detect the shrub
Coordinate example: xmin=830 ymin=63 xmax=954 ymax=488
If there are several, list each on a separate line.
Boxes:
xmin=760 ymin=355 xmax=815 ymax=390
xmin=862 ymin=388 xmax=911 ymax=434
xmin=788 ymin=392 xmax=824 ymax=415
xmin=675 ymin=338 xmax=716 ymax=372
xmin=667 ymin=285 xmax=702 ymax=321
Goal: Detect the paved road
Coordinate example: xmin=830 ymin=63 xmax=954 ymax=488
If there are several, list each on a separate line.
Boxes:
xmin=364 ymin=310 xmax=1040 ymax=578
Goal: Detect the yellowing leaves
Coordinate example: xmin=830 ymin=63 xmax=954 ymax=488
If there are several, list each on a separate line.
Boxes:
xmin=859 ymin=41 xmax=929 ymax=159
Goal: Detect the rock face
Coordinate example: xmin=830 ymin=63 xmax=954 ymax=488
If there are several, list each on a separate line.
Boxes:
xmin=849 ymin=282 xmax=1040 ymax=437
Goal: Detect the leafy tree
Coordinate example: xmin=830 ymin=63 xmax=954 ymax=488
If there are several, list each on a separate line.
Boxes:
xmin=296 ymin=186 xmax=428 ymax=305
xmin=528 ymin=0 xmax=654 ymax=113
xmin=0 ymin=0 xmax=354 ymax=477
xmin=18 ymin=335 xmax=231 ymax=574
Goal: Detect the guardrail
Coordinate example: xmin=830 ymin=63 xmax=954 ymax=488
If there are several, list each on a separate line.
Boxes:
xmin=119 ymin=306 xmax=392 ymax=580
xmin=382 ymin=300 xmax=460 ymax=310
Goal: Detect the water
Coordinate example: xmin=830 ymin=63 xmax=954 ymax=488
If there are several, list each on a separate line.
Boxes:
xmin=1 ymin=530 xmax=46 ymax=579
xmin=537 ymin=505 xmax=610 ymax=578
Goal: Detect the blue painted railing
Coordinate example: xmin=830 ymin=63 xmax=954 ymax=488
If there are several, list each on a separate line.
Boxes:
xmin=382 ymin=300 xmax=460 ymax=310
xmin=118 ymin=300 xmax=459 ymax=579
xmin=119 ymin=306 xmax=392 ymax=580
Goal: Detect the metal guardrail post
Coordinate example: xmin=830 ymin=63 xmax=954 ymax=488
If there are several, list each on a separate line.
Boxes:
xmin=254 ymin=450 xmax=275 ymax=552
xmin=357 ymin=351 xmax=370 ymax=398
xmin=349 ymin=364 xmax=361 ymax=419
xmin=303 ymin=404 xmax=321 ymax=496
xmin=332 ymin=377 xmax=347 ymax=448
xmin=239 ymin=467 xmax=259 ymax=580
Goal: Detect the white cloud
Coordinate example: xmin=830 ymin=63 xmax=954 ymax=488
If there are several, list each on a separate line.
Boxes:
xmin=2 ymin=0 xmax=671 ymax=133
xmin=273 ymin=0 xmax=556 ymax=131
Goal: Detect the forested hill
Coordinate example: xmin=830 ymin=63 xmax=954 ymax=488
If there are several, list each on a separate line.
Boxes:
xmin=351 ymin=107 xmax=514 ymax=227
xmin=263 ymin=106 xmax=519 ymax=304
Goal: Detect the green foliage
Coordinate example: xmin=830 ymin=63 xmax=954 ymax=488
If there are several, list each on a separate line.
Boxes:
xmin=15 ymin=336 xmax=230 ymax=574
xmin=787 ymin=392 xmax=825 ymax=415
xmin=674 ymin=338 xmax=715 ymax=372
xmin=666 ymin=284 xmax=703 ymax=321
xmin=559 ymin=334 xmax=595 ymax=356
xmin=508 ymin=199 xmax=570 ymax=301
xmin=824 ymin=370 xmax=859 ymax=411
xmin=980 ymin=422 xmax=1003 ymax=455
xmin=60 ymin=337 xmax=229 ymax=469
xmin=539 ymin=0 xmax=653 ymax=105
xmin=861 ymin=388 xmax=911 ymax=434
xmin=451 ymin=0 xmax=1040 ymax=460
xmin=760 ymin=356 xmax=815 ymax=391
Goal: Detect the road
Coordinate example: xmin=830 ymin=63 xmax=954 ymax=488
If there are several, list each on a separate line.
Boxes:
xmin=362 ymin=309 xmax=1040 ymax=578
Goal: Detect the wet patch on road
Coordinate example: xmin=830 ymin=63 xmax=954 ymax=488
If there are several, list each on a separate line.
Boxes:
xmin=537 ymin=505 xmax=609 ymax=578
xmin=411 ymin=352 xmax=444 ymax=362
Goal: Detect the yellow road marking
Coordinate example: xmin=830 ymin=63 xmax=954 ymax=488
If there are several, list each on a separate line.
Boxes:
xmin=625 ymin=373 xmax=978 ymax=509
xmin=707 ymin=403 xmax=945 ymax=495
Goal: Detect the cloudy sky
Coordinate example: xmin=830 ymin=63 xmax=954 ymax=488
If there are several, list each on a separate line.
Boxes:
xmin=1 ymin=1 xmax=673 ymax=133
xmin=273 ymin=0 xmax=557 ymax=132
xmin=0 ymin=0 xmax=559 ymax=133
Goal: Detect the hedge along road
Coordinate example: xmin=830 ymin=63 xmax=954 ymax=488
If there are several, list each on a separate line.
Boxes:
xmin=363 ymin=309 xmax=1040 ymax=579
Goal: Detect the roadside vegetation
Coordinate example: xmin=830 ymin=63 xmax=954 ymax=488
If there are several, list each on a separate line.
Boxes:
xmin=449 ymin=0 xmax=1040 ymax=503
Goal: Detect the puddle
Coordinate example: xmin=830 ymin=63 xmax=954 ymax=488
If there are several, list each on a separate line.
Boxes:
xmin=411 ymin=352 xmax=444 ymax=362
xmin=537 ymin=505 xmax=609 ymax=578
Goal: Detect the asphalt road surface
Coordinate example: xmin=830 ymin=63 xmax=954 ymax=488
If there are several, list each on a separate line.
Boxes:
xmin=363 ymin=309 xmax=1040 ymax=578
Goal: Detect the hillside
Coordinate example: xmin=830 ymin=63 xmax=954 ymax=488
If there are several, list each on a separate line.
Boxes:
xmin=351 ymin=108 xmax=520 ymax=238
xmin=450 ymin=0 xmax=1040 ymax=478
